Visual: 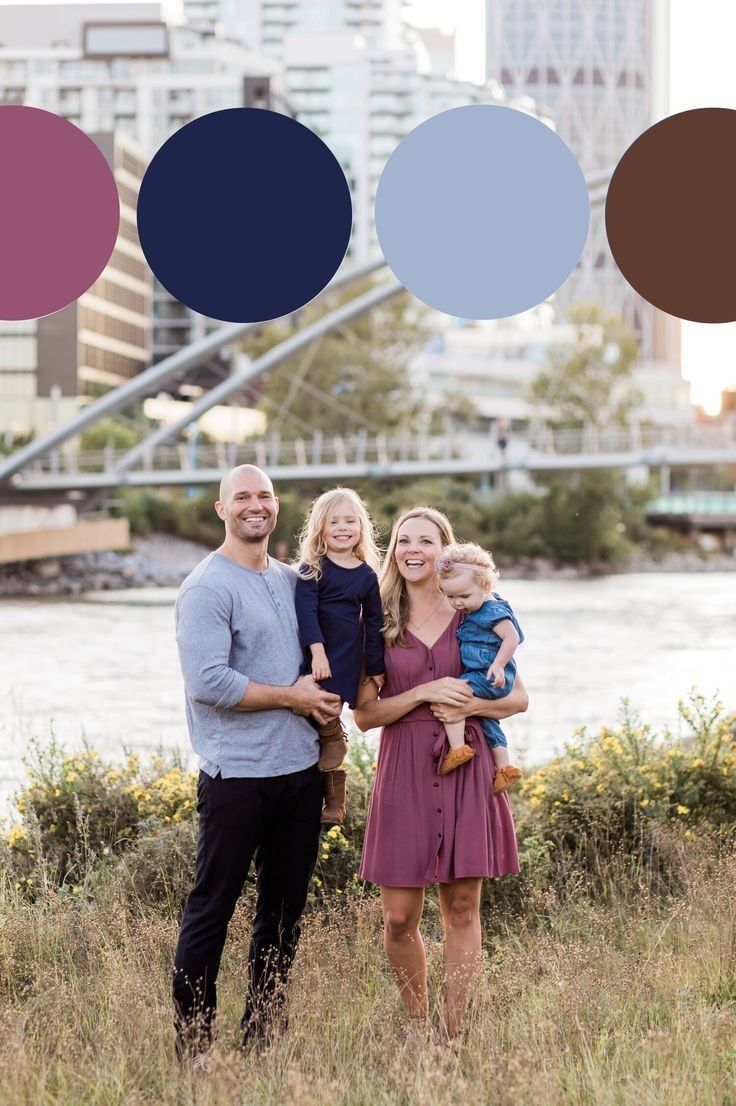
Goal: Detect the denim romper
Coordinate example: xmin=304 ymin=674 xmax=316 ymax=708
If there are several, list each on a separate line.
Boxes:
xmin=456 ymin=594 xmax=524 ymax=750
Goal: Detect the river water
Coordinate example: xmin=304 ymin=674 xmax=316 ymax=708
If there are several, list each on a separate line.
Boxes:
xmin=1 ymin=573 xmax=734 ymax=811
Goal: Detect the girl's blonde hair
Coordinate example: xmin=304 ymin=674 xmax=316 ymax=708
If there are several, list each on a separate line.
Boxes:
xmin=435 ymin=541 xmax=499 ymax=592
xmin=380 ymin=506 xmax=456 ymax=648
xmin=295 ymin=487 xmax=381 ymax=580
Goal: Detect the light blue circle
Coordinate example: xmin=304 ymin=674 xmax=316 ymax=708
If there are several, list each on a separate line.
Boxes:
xmin=375 ymin=105 xmax=590 ymax=319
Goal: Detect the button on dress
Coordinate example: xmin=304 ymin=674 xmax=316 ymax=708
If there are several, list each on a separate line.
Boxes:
xmin=359 ymin=612 xmax=520 ymax=887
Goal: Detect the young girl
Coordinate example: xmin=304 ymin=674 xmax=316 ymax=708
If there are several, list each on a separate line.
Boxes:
xmin=435 ymin=542 xmax=524 ymax=794
xmin=294 ymin=487 xmax=385 ymax=825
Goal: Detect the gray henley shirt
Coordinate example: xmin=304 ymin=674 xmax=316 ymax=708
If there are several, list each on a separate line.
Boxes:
xmin=175 ymin=551 xmax=319 ymax=778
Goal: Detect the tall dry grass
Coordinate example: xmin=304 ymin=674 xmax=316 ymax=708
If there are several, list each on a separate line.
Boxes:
xmin=2 ymin=834 xmax=736 ymax=1106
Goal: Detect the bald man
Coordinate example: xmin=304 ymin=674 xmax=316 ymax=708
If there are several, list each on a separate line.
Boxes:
xmin=172 ymin=465 xmax=341 ymax=1064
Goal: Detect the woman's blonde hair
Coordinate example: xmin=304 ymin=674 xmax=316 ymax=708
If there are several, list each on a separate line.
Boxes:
xmin=435 ymin=541 xmax=499 ymax=592
xmin=380 ymin=506 xmax=456 ymax=648
xmin=295 ymin=487 xmax=381 ymax=580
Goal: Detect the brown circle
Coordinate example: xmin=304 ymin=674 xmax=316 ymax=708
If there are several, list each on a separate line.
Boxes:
xmin=605 ymin=107 xmax=736 ymax=323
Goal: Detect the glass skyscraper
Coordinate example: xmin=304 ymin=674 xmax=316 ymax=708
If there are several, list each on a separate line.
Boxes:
xmin=486 ymin=0 xmax=675 ymax=362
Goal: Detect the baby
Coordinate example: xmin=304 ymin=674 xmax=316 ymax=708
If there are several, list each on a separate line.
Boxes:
xmin=435 ymin=542 xmax=524 ymax=794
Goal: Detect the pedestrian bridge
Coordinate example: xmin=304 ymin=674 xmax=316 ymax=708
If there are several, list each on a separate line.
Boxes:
xmin=5 ymin=423 xmax=735 ymax=496
xmin=646 ymin=491 xmax=736 ymax=530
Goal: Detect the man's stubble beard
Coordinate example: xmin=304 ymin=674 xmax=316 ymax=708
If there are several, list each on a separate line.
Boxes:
xmin=229 ymin=517 xmax=277 ymax=544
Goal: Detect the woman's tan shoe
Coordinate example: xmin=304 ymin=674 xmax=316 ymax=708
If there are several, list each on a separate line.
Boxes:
xmin=493 ymin=765 xmax=523 ymax=794
xmin=438 ymin=745 xmax=475 ymax=775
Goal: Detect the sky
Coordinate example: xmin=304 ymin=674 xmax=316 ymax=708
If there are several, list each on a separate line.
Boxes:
xmin=9 ymin=0 xmax=736 ymax=412
xmin=407 ymin=0 xmax=736 ymax=414
xmin=668 ymin=0 xmax=736 ymax=413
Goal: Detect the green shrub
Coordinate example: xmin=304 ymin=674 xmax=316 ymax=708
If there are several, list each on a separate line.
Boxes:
xmin=518 ymin=694 xmax=736 ymax=897
xmin=310 ymin=736 xmax=374 ymax=905
xmin=2 ymin=731 xmax=376 ymax=909
xmin=4 ymin=695 xmax=733 ymax=915
xmin=115 ymin=472 xmax=658 ymax=568
xmin=3 ymin=741 xmax=196 ymax=896
xmin=79 ymin=417 xmax=142 ymax=452
xmin=110 ymin=819 xmax=198 ymax=915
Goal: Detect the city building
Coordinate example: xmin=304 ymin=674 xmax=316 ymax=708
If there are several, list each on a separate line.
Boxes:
xmin=0 ymin=0 xmax=289 ymax=405
xmin=485 ymin=0 xmax=676 ymax=364
xmin=0 ymin=128 xmax=151 ymax=436
xmin=176 ymin=0 xmax=538 ymax=263
xmin=283 ymin=31 xmax=534 ymax=263
xmin=410 ymin=309 xmax=693 ymax=434
xmin=410 ymin=308 xmax=572 ymax=430
xmin=232 ymin=0 xmax=408 ymax=59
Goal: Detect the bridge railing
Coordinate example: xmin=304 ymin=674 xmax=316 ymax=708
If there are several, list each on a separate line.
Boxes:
xmin=35 ymin=431 xmax=470 ymax=476
xmin=528 ymin=423 xmax=736 ymax=455
xmin=21 ymin=422 xmax=736 ymax=477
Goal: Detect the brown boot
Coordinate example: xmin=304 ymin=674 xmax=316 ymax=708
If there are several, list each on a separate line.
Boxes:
xmin=317 ymin=716 xmax=349 ymax=771
xmin=321 ymin=768 xmax=347 ymax=825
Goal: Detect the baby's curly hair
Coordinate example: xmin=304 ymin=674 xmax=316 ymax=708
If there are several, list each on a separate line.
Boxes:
xmin=435 ymin=541 xmax=499 ymax=593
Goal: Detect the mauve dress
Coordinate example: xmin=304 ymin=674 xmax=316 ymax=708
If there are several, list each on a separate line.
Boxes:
xmin=360 ymin=612 xmax=520 ymax=887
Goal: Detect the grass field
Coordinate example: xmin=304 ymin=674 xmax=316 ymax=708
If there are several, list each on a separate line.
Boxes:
xmin=3 ymin=697 xmax=736 ymax=1105
xmin=2 ymin=840 xmax=736 ymax=1106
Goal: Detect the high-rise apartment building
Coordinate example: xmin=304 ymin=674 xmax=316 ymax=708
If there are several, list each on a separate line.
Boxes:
xmin=283 ymin=32 xmax=519 ymax=262
xmin=486 ymin=0 xmax=676 ymax=362
xmin=0 ymin=128 xmax=151 ymax=435
xmin=231 ymin=0 xmax=406 ymax=58
xmin=181 ymin=0 xmax=535 ymax=263
xmin=0 ymin=1 xmax=289 ymax=401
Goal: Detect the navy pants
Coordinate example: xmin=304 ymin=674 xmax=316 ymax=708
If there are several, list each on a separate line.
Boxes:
xmin=173 ymin=764 xmax=322 ymax=1053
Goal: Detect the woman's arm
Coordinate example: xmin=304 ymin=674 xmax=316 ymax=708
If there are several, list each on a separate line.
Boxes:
xmin=430 ymin=674 xmax=529 ymax=726
xmin=352 ymin=673 xmax=473 ymax=732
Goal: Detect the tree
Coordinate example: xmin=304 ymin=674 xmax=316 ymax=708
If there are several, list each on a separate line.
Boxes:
xmin=527 ymin=303 xmax=641 ymax=429
xmin=237 ymin=278 xmax=430 ymax=440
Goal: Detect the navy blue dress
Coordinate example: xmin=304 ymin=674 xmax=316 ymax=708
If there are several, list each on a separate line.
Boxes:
xmin=294 ymin=558 xmax=385 ymax=708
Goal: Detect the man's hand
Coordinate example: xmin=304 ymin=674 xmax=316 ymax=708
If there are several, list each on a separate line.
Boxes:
xmin=289 ymin=675 xmax=341 ymax=720
xmin=370 ymin=673 xmax=385 ymax=691
xmin=309 ymin=643 xmax=332 ymax=682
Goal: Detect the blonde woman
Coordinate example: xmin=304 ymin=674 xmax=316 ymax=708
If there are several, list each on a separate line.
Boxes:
xmin=355 ymin=507 xmax=527 ymax=1048
xmin=294 ymin=487 xmax=385 ymax=824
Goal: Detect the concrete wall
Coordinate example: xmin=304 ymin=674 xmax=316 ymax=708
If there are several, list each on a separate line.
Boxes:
xmin=0 ymin=518 xmax=130 ymax=565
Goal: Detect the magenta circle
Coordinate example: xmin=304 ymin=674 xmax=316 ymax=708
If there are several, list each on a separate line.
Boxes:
xmin=0 ymin=106 xmax=120 ymax=320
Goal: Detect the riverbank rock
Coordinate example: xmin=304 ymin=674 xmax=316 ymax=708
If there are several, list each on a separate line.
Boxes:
xmin=0 ymin=534 xmax=734 ymax=597
xmin=0 ymin=535 xmax=210 ymax=597
xmin=500 ymin=549 xmax=736 ymax=580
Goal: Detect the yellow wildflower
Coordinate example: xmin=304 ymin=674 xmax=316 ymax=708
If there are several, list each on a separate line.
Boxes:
xmin=7 ymin=825 xmax=28 ymax=849
xmin=676 ymin=805 xmax=690 ymax=815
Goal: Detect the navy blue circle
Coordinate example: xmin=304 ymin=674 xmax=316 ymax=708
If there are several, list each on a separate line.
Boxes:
xmin=136 ymin=108 xmax=352 ymax=323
